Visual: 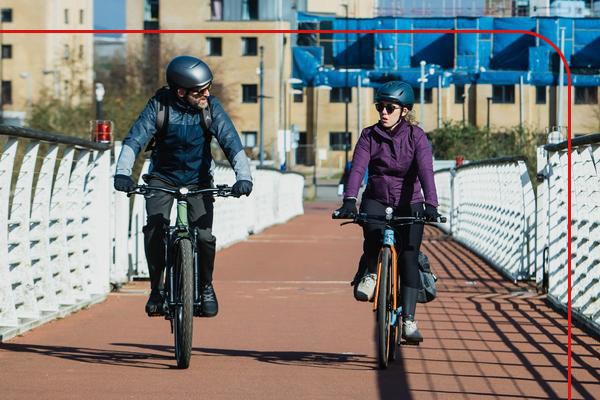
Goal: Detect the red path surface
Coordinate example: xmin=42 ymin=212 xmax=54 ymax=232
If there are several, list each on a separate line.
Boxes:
xmin=1 ymin=202 xmax=598 ymax=399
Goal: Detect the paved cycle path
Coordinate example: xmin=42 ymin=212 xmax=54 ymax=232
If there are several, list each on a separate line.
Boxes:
xmin=1 ymin=202 xmax=598 ymax=399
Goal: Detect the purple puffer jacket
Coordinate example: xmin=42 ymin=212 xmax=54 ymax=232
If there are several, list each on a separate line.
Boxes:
xmin=344 ymin=120 xmax=439 ymax=208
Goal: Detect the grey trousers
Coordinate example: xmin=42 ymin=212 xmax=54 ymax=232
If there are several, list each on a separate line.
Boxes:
xmin=142 ymin=177 xmax=216 ymax=292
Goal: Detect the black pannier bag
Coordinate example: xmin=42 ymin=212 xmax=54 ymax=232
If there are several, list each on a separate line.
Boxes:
xmin=417 ymin=251 xmax=437 ymax=303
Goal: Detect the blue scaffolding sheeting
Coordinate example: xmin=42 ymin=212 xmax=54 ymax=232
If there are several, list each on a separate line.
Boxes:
xmin=293 ymin=13 xmax=600 ymax=87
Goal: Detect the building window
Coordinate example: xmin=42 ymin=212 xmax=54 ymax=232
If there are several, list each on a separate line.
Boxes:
xmin=330 ymin=87 xmax=351 ymax=103
xmin=535 ymin=86 xmax=546 ymax=104
xmin=492 ymin=85 xmax=515 ymax=104
xmin=64 ymin=9 xmax=69 ymax=24
xmin=206 ymin=37 xmax=222 ymax=56
xmin=329 ymin=132 xmax=352 ymax=151
xmin=145 ymin=0 xmax=159 ymax=20
xmin=63 ymin=44 xmax=70 ymax=60
xmin=2 ymin=81 xmax=12 ymax=104
xmin=241 ymin=0 xmax=259 ymax=20
xmin=575 ymin=87 xmax=598 ymax=105
xmin=241 ymin=131 xmax=257 ymax=148
xmin=79 ymin=9 xmax=84 ymax=24
xmin=1 ymin=8 xmax=13 ymax=22
xmin=211 ymin=0 xmax=223 ymax=20
xmin=454 ymin=85 xmax=465 ymax=104
xmin=79 ymin=45 xmax=84 ymax=59
xmin=242 ymin=84 xmax=257 ymax=103
xmin=1 ymin=44 xmax=12 ymax=59
xmin=516 ymin=5 xmax=528 ymax=16
xmin=241 ymin=37 xmax=258 ymax=56
xmin=414 ymin=87 xmax=433 ymax=103
xmin=293 ymin=91 xmax=304 ymax=103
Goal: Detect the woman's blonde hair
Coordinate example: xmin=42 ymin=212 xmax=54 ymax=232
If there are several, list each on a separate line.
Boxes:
xmin=403 ymin=108 xmax=417 ymax=125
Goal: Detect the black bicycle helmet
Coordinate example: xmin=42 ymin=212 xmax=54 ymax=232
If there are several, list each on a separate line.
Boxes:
xmin=166 ymin=56 xmax=213 ymax=90
xmin=374 ymin=81 xmax=415 ymax=110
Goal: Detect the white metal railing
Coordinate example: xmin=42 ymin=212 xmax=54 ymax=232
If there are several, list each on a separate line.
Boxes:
xmin=537 ymin=134 xmax=600 ymax=333
xmin=1 ymin=129 xmax=305 ymax=341
xmin=0 ymin=128 xmax=111 ymax=341
xmin=435 ymin=139 xmax=600 ymax=335
xmin=434 ymin=157 xmax=536 ymax=282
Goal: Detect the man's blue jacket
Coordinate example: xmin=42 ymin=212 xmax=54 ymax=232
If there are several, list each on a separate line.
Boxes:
xmin=116 ymin=90 xmax=252 ymax=186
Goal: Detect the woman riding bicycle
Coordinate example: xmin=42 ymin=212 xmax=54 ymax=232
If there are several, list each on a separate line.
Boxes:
xmin=334 ymin=80 xmax=440 ymax=343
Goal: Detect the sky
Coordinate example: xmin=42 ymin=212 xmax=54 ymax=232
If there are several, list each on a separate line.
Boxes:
xmin=94 ymin=0 xmax=126 ymax=35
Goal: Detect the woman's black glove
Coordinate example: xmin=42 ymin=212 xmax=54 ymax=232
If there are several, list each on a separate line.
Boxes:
xmin=333 ymin=198 xmax=357 ymax=218
xmin=114 ymin=174 xmax=135 ymax=192
xmin=423 ymin=204 xmax=442 ymax=222
xmin=232 ymin=180 xmax=253 ymax=197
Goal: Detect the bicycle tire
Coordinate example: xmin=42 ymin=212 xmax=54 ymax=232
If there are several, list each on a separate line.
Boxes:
xmin=377 ymin=247 xmax=392 ymax=369
xmin=174 ymin=238 xmax=194 ymax=369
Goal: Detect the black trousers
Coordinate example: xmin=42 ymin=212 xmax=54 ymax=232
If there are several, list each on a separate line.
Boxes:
xmin=359 ymin=197 xmax=424 ymax=316
xmin=143 ymin=177 xmax=216 ymax=292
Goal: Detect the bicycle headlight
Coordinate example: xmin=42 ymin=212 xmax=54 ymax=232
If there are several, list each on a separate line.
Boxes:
xmin=179 ymin=187 xmax=189 ymax=195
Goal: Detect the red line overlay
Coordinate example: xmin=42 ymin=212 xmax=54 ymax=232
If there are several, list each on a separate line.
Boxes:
xmin=2 ymin=27 xmax=573 ymax=399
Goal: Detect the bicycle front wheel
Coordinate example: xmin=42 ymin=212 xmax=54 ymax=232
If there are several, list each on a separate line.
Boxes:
xmin=377 ymin=247 xmax=393 ymax=369
xmin=174 ymin=238 xmax=194 ymax=369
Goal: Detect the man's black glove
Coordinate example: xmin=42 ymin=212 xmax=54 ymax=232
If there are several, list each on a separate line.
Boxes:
xmin=232 ymin=180 xmax=253 ymax=197
xmin=333 ymin=198 xmax=357 ymax=218
xmin=423 ymin=204 xmax=442 ymax=222
xmin=114 ymin=174 xmax=135 ymax=192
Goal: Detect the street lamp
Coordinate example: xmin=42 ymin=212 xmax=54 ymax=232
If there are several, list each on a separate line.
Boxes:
xmin=342 ymin=2 xmax=350 ymax=168
xmin=418 ymin=60 xmax=437 ymax=129
xmin=282 ymin=77 xmax=302 ymax=171
xmin=313 ymin=84 xmax=332 ymax=197
xmin=258 ymin=45 xmax=265 ymax=166
xmin=95 ymin=82 xmax=105 ymax=120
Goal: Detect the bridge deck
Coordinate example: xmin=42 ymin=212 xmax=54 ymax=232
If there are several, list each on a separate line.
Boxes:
xmin=0 ymin=202 xmax=598 ymax=399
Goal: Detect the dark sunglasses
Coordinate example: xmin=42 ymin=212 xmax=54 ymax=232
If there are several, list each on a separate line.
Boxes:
xmin=188 ymin=83 xmax=212 ymax=98
xmin=375 ymin=103 xmax=401 ymax=113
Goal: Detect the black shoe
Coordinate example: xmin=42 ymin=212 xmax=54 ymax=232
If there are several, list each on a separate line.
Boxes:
xmin=145 ymin=291 xmax=164 ymax=316
xmin=200 ymin=284 xmax=218 ymax=317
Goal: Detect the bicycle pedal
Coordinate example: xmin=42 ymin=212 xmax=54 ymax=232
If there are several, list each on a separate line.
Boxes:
xmin=146 ymin=311 xmax=164 ymax=317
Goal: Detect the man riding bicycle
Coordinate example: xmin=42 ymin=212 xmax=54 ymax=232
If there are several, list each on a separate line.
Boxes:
xmin=113 ymin=55 xmax=253 ymax=318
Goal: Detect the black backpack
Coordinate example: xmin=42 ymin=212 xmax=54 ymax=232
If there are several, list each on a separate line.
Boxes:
xmin=145 ymin=87 xmax=213 ymax=152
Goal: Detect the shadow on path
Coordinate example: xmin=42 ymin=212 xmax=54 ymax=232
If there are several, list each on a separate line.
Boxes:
xmin=0 ymin=342 xmax=174 ymax=370
xmin=113 ymin=342 xmax=375 ymax=371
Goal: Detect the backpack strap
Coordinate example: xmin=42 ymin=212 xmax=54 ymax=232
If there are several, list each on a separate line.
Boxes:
xmin=144 ymin=87 xmax=170 ymax=153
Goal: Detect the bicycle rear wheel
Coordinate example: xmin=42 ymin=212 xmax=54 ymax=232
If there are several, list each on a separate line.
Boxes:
xmin=377 ymin=247 xmax=393 ymax=369
xmin=174 ymin=238 xmax=194 ymax=369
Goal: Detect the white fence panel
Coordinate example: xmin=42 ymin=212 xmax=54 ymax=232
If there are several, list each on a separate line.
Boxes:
xmin=8 ymin=141 xmax=40 ymax=322
xmin=538 ymin=135 xmax=600 ymax=333
xmin=1 ymin=128 xmax=112 ymax=341
xmin=0 ymin=138 xmax=19 ymax=329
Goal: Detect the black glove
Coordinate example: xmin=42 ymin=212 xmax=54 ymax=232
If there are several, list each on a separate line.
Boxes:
xmin=423 ymin=204 xmax=442 ymax=222
xmin=114 ymin=174 xmax=136 ymax=192
xmin=232 ymin=180 xmax=253 ymax=197
xmin=333 ymin=198 xmax=357 ymax=218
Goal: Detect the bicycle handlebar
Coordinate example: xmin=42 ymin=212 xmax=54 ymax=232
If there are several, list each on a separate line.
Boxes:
xmin=332 ymin=211 xmax=447 ymax=225
xmin=127 ymin=184 xmax=233 ymax=199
